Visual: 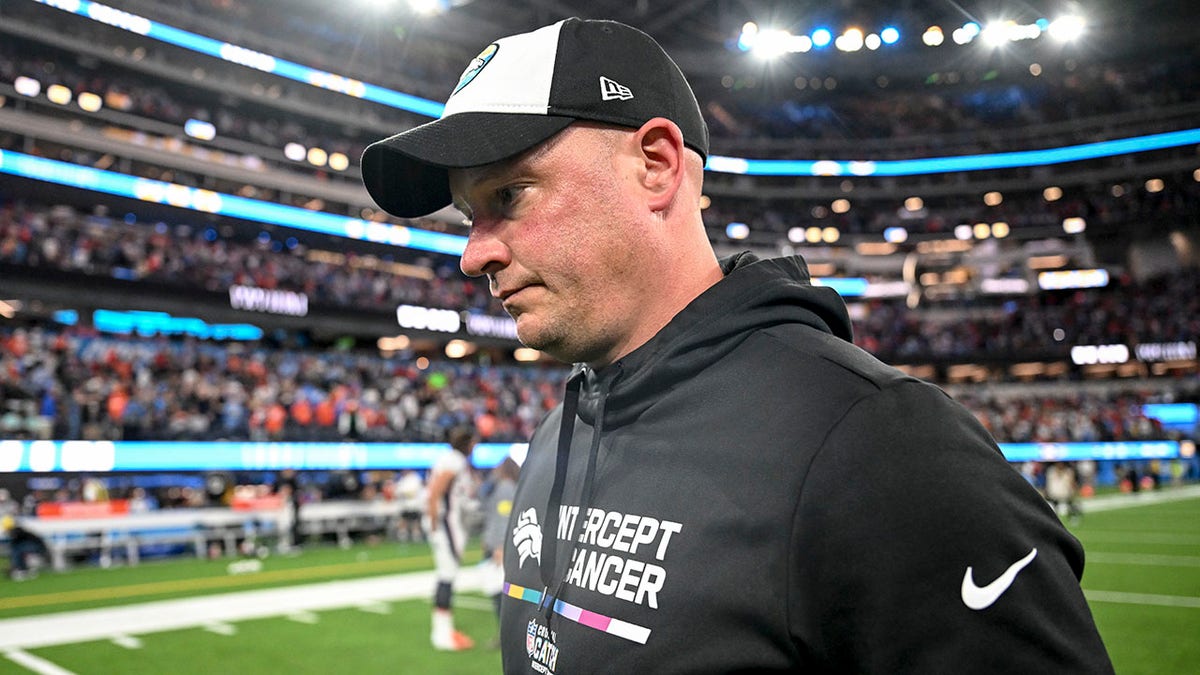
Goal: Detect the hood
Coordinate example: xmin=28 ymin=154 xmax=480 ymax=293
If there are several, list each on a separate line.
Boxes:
xmin=576 ymin=251 xmax=853 ymax=427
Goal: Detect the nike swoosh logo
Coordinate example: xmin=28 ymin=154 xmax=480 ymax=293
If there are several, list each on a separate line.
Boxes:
xmin=961 ymin=547 xmax=1038 ymax=610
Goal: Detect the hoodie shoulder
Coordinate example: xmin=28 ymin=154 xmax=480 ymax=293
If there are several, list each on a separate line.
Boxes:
xmin=759 ymin=322 xmax=916 ymax=394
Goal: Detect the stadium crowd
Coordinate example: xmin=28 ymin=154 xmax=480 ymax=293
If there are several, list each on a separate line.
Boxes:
xmin=0 ymin=38 xmax=374 ymax=185
xmin=0 ymin=202 xmax=496 ymax=314
xmin=704 ymin=169 xmax=1200 ymax=240
xmin=855 ymin=268 xmax=1200 ymax=360
xmin=4 ymin=199 xmax=1198 ymax=362
xmin=0 ymin=325 xmax=567 ymax=445
xmin=1 ymin=324 xmax=1193 ymax=448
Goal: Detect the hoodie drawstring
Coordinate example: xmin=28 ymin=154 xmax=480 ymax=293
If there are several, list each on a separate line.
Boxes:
xmin=539 ymin=366 xmax=614 ymax=624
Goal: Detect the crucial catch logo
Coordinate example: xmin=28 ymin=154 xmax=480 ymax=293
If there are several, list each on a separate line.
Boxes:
xmin=526 ymin=618 xmax=559 ymax=674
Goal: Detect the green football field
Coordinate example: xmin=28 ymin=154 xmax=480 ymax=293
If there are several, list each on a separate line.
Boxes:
xmin=2 ymin=488 xmax=1197 ymax=674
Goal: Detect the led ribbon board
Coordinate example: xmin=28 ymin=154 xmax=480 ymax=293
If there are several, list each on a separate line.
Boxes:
xmin=0 ymin=440 xmax=527 ymax=472
xmin=30 ymin=0 xmax=444 ymax=117
xmin=0 ymin=150 xmax=468 ymax=255
xmin=999 ymin=441 xmax=1181 ymax=463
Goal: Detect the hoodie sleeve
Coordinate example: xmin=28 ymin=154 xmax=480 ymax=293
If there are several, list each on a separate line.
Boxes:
xmin=789 ymin=380 xmax=1114 ymax=674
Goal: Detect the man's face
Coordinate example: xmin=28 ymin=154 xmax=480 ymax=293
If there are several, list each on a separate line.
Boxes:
xmin=451 ymin=125 xmax=646 ymax=366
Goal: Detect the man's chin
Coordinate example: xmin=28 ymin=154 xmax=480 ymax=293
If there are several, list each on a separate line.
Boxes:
xmin=514 ymin=322 xmax=570 ymax=363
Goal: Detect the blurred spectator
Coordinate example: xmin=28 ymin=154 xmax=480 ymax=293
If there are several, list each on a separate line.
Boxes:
xmin=3 ymin=515 xmax=51 ymax=581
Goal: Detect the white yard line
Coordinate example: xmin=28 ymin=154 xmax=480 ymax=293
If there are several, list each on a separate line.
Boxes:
xmin=355 ymin=601 xmax=392 ymax=615
xmin=286 ymin=611 xmax=319 ymax=624
xmin=1078 ymin=484 xmax=1200 ymax=512
xmin=202 ymin=622 xmax=237 ymax=636
xmin=2 ymin=649 xmax=78 ymax=675
xmin=0 ymin=565 xmax=488 ymax=651
xmin=1084 ymin=590 xmax=1200 ymax=609
xmin=1077 ymin=531 xmax=1200 ymax=545
xmin=1086 ymin=552 xmax=1200 ymax=567
xmin=109 ymin=635 xmax=141 ymax=650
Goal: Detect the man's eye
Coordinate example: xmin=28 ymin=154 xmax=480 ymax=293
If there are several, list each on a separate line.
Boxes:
xmin=496 ymin=185 xmax=522 ymax=208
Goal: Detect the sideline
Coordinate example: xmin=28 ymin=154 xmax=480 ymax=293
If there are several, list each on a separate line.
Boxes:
xmin=0 ymin=565 xmax=488 ymax=651
xmin=1076 ymin=484 xmax=1200 ymax=513
xmin=2 ymin=485 xmax=1195 ymax=660
xmin=1 ymin=552 xmax=439 ymax=611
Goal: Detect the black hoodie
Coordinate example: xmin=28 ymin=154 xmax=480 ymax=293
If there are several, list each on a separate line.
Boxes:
xmin=499 ymin=253 xmax=1113 ymax=674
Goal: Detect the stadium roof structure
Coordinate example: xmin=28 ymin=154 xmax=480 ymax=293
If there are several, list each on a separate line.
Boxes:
xmin=310 ymin=0 xmax=1200 ymax=79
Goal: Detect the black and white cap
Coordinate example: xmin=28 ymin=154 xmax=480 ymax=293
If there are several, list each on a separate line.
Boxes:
xmin=361 ymin=18 xmax=709 ymax=218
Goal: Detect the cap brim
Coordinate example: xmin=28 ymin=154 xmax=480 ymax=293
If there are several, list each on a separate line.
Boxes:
xmin=361 ymin=112 xmax=576 ymax=218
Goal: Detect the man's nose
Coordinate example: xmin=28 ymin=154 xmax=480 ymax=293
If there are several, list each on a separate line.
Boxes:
xmin=459 ymin=221 xmax=510 ymax=278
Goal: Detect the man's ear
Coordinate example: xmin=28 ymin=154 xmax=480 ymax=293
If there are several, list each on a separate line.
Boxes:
xmin=634 ymin=118 xmax=686 ymax=212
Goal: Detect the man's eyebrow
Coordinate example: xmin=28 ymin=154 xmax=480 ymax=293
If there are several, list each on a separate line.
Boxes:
xmin=461 ymin=160 xmax=519 ymax=189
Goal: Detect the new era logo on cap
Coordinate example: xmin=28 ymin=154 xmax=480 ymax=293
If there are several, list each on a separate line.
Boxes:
xmin=599 ymin=76 xmax=633 ymax=101
xmin=361 ymin=18 xmax=709 ymax=218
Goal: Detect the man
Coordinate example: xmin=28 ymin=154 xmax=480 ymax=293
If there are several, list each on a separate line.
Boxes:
xmin=424 ymin=426 xmax=478 ymax=651
xmin=274 ymin=468 xmax=301 ymax=552
xmin=482 ymin=458 xmax=521 ymax=619
xmin=361 ymin=18 xmax=1114 ymax=673
xmin=3 ymin=515 xmax=50 ymax=581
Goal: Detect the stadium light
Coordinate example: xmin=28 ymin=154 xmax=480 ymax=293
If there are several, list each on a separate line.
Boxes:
xmin=306 ymin=147 xmax=328 ymax=167
xmin=952 ymin=22 xmax=981 ymax=45
xmin=981 ymin=21 xmax=1010 ymax=47
xmin=1063 ymin=217 xmax=1087 ymax=234
xmin=328 ymin=152 xmax=350 ymax=171
xmin=835 ymin=28 xmax=864 ymax=52
xmin=77 ymin=91 xmax=103 ymax=112
xmin=47 ymin=84 xmax=73 ymax=106
xmin=513 ymin=348 xmax=542 ymax=362
xmin=741 ymin=23 xmax=814 ymax=57
xmin=408 ymin=0 xmax=445 ymax=15
xmin=13 ymin=76 xmax=41 ymax=97
xmin=283 ymin=143 xmax=306 ymax=162
xmin=754 ymin=29 xmax=793 ymax=59
xmin=737 ymin=22 xmax=757 ymax=51
xmin=726 ymin=222 xmax=750 ymax=240
xmin=922 ymin=26 xmax=945 ymax=46
xmin=880 ymin=26 xmax=900 ymax=44
xmin=811 ymin=28 xmax=833 ymax=48
xmin=184 ymin=119 xmax=216 ymax=141
xmin=1048 ymin=15 xmax=1085 ymax=41
xmin=444 ymin=339 xmax=474 ymax=359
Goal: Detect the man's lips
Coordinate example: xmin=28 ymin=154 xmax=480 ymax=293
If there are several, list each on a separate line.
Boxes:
xmin=496 ymin=286 xmax=526 ymax=301
xmin=496 ymin=283 xmax=540 ymax=302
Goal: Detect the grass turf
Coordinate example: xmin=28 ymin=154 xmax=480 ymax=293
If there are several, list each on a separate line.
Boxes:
xmin=2 ymin=492 xmax=1197 ymax=674
xmin=1068 ymin=494 xmax=1200 ymax=675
